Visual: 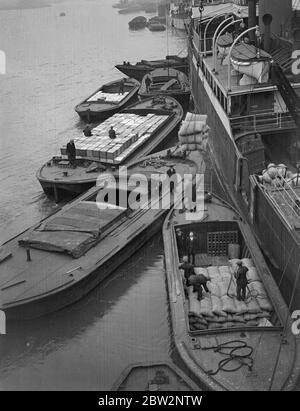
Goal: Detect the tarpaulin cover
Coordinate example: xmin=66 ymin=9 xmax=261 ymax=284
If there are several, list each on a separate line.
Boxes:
xmin=19 ymin=201 xmax=125 ymax=258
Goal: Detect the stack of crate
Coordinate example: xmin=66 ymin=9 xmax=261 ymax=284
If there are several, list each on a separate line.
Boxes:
xmin=87 ymin=91 xmax=129 ymax=103
xmin=60 ymin=112 xmax=168 ymax=164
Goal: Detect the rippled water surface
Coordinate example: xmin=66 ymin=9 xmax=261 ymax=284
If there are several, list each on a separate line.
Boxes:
xmin=0 ymin=0 xmax=186 ymax=390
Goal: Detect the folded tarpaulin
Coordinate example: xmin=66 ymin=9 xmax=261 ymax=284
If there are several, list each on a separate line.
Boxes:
xmin=18 ymin=201 xmax=125 ymax=258
xmin=19 ymin=230 xmax=97 ymax=259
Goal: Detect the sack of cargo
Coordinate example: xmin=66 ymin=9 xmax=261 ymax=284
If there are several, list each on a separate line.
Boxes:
xmin=257 ymin=297 xmax=273 ymax=312
xmin=207 ymin=282 xmax=220 ymax=297
xmin=194 ymin=316 xmax=208 ymax=326
xmin=234 ymin=298 xmax=248 ymax=315
xmin=244 ymin=313 xmax=259 ymax=321
xmin=194 ymin=267 xmax=209 ymax=277
xmin=185 ymin=112 xmax=208 ymax=123
xmin=246 ymin=298 xmax=262 ymax=314
xmin=241 ymin=258 xmax=254 ymax=268
xmin=179 ymin=120 xmax=207 ymax=136
xmin=211 ymin=295 xmax=227 ymax=317
xmin=221 ymin=322 xmax=236 ymax=329
xmin=206 ymin=314 xmax=225 ymax=323
xmin=257 ymin=311 xmax=271 ymax=318
xmin=207 ymin=266 xmax=220 ymax=280
xmin=189 ymin=298 xmax=201 ymax=316
xmin=227 ymin=314 xmax=246 ymax=323
xmin=218 ymin=280 xmax=231 ymax=297
xmin=208 ymin=322 xmax=222 ymax=330
xmin=193 ymin=322 xmax=208 ymax=331
xmin=221 ymin=295 xmax=237 ymax=314
xmin=246 ymin=320 xmax=259 ymax=327
xmin=247 ymin=267 xmax=260 ymax=282
xmin=258 ymin=318 xmax=273 ymax=327
xmin=229 ymin=259 xmax=240 ymax=271
xmin=199 ymin=296 xmax=213 ymax=317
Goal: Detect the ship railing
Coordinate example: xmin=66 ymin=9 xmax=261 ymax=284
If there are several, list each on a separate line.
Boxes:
xmin=265 ymin=176 xmax=300 ymax=229
xmin=230 ymin=111 xmax=296 ymax=133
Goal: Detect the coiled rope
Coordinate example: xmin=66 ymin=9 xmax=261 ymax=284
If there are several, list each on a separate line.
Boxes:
xmin=204 ymin=340 xmax=254 ymax=376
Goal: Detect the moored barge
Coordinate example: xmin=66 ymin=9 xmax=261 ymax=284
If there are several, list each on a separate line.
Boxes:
xmin=75 ymin=78 xmax=140 ymax=123
xmin=37 ymin=96 xmax=183 ymax=200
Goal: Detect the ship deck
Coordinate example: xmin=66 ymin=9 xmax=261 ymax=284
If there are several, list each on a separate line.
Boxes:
xmin=201 ymin=55 xmax=273 ymax=96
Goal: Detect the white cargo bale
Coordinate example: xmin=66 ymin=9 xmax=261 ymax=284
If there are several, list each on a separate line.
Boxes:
xmin=207 ymin=266 xmax=220 ymax=281
xmin=211 ymin=295 xmax=227 ymax=317
xmin=207 ymin=282 xmax=221 ymax=297
xmin=258 ymin=318 xmax=273 ymax=327
xmin=234 ymin=298 xmax=248 ymax=315
xmin=221 ymin=295 xmax=237 ymax=314
xmin=189 ymin=298 xmax=201 ymax=316
xmin=246 ymin=298 xmax=262 ymax=314
xmin=185 ymin=112 xmax=208 ymax=123
xmin=199 ymin=296 xmax=214 ymax=317
xmin=247 ymin=267 xmax=260 ymax=282
xmin=241 ymin=258 xmax=254 ymax=268
xmin=249 ymin=280 xmax=266 ymax=296
xmin=257 ymin=297 xmax=273 ymax=312
xmin=194 ymin=267 xmax=209 ymax=277
xmin=179 ymin=120 xmax=207 ymax=137
xmin=267 ymin=164 xmax=278 ymax=179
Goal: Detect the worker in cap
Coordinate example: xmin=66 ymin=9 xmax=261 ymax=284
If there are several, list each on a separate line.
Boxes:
xmin=66 ymin=139 xmax=76 ymax=168
xmin=189 ymin=273 xmax=210 ymax=301
xmin=186 ymin=231 xmax=197 ymax=265
xmin=179 ymin=256 xmax=196 ymax=298
xmin=175 ymin=228 xmax=186 ymax=259
xmin=234 ymin=261 xmax=249 ymax=301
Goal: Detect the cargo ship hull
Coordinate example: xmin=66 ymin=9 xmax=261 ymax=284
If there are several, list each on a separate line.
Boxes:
xmin=189 ymin=49 xmax=300 ymax=309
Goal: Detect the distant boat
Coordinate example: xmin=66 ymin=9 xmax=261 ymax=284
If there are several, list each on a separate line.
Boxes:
xmin=139 ymin=68 xmax=190 ymax=108
xmin=230 ymin=43 xmax=272 ymax=84
xmin=75 ymin=78 xmax=140 ymax=122
xmin=128 ymin=16 xmax=147 ymax=30
xmin=115 ymin=55 xmax=188 ymax=81
xmin=59 ymin=12 xmax=66 ymax=17
xmin=148 ymin=22 xmax=166 ymax=31
xmin=148 ymin=15 xmax=166 ymax=25
xmin=112 ymin=361 xmax=200 ymax=391
xmin=37 ymin=96 xmax=183 ymax=200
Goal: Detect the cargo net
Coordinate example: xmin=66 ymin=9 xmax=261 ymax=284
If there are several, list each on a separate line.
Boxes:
xmin=259 ymin=164 xmax=300 ymax=229
xmin=178 ymin=112 xmax=210 ymax=153
xmin=207 ymin=231 xmax=238 ymax=256
xmin=188 ymin=258 xmax=275 ymax=333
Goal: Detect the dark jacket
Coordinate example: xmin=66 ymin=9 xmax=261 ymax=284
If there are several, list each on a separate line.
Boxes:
xmin=66 ymin=141 xmax=76 ymax=157
xmin=235 ymin=266 xmax=249 ymax=284
xmin=178 ymin=262 xmax=195 ymax=282
xmin=109 ymin=128 xmax=116 ymax=139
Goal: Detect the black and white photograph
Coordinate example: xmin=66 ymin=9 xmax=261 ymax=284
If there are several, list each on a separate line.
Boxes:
xmin=0 ymin=0 xmax=300 ymax=394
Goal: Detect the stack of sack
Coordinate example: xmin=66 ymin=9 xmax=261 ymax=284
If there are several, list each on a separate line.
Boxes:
xmin=259 ymin=163 xmax=298 ymax=188
xmin=188 ymin=261 xmax=274 ymax=332
xmin=178 ymin=112 xmax=210 ymax=152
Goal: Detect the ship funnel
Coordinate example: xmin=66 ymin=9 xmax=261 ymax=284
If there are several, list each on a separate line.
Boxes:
xmin=248 ymin=0 xmax=257 ymax=42
xmin=262 ymin=14 xmax=272 ymax=53
xmin=259 ymin=0 xmax=292 ymax=40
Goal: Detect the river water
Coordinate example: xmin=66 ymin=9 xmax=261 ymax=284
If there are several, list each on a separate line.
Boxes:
xmin=0 ymin=0 xmax=187 ymax=390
